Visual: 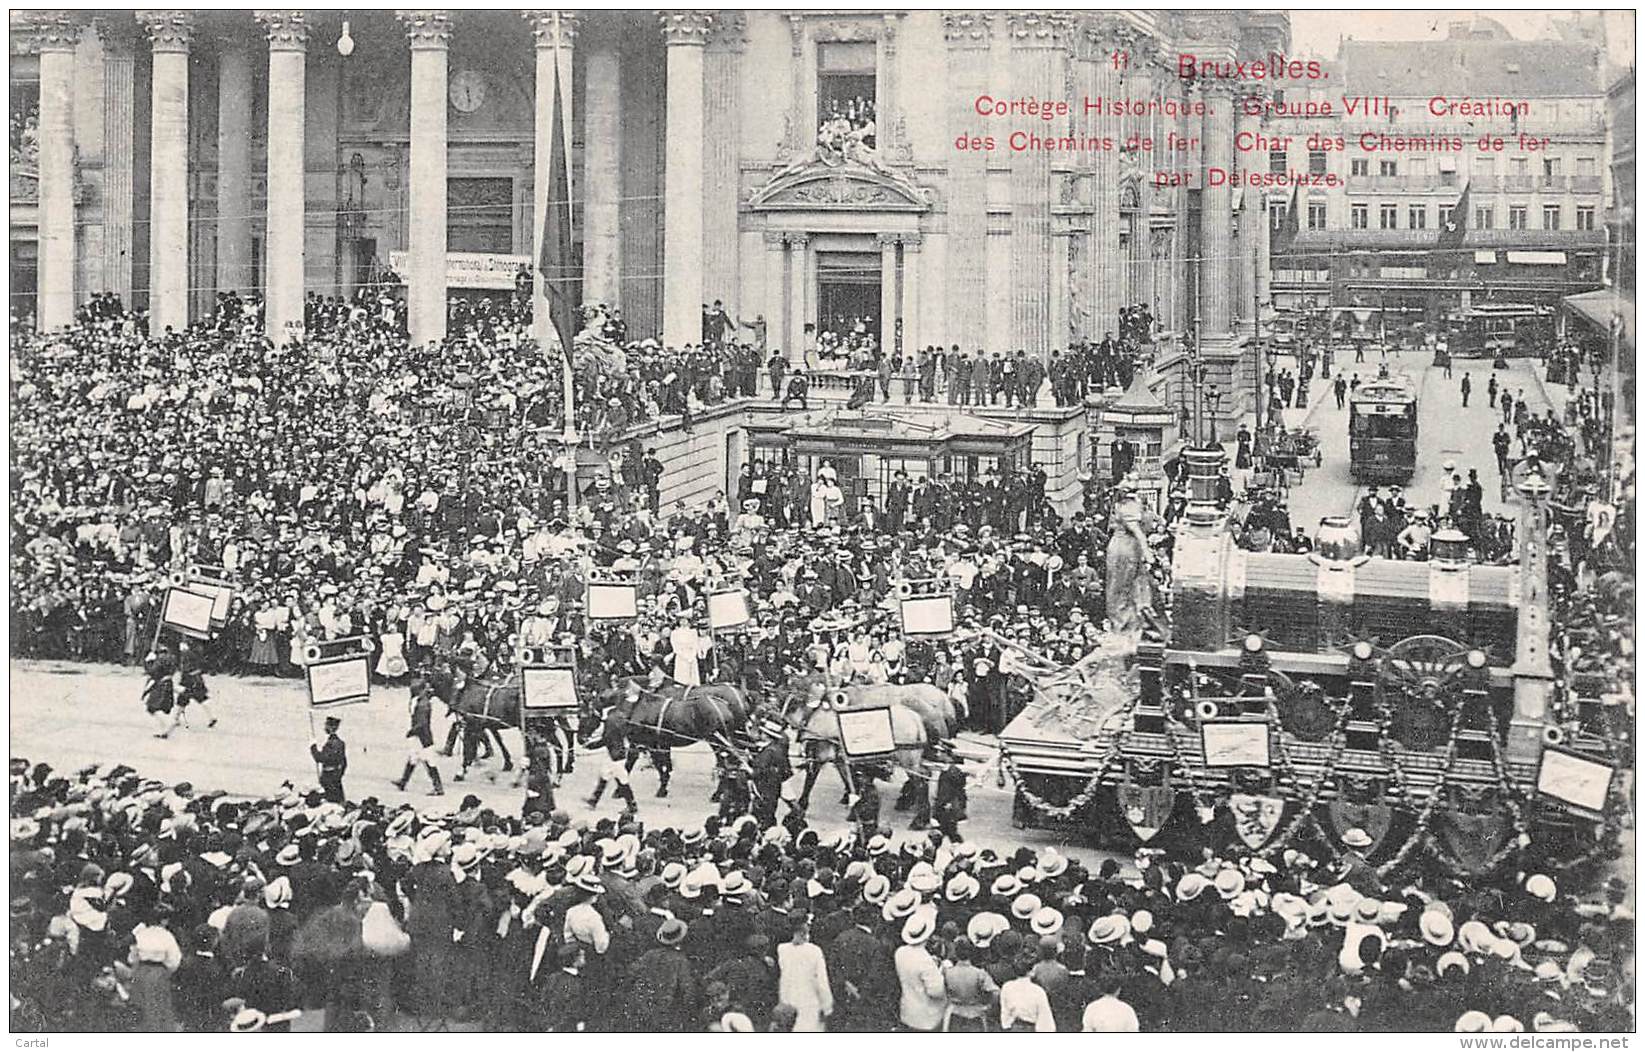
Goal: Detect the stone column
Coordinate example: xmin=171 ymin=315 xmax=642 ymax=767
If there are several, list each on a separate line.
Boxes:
xmin=257 ymin=11 xmax=307 ymax=342
xmin=660 ymin=12 xmax=712 ymax=346
xmin=1256 ymin=190 xmax=1272 ymax=326
xmin=943 ymin=13 xmax=991 ymax=348
xmin=140 ymin=10 xmax=194 ymax=334
xmin=1129 ymin=51 xmax=1157 ymax=324
xmin=1087 ymin=17 xmax=1125 ymax=340
xmin=526 ymin=11 xmax=578 ymax=350
xmin=901 ymin=235 xmax=921 ymax=353
xmin=398 ymin=11 xmax=452 ymax=348
xmin=703 ymin=15 xmax=744 ymax=314
xmin=583 ymin=22 xmax=622 ymax=308
xmin=215 ymin=38 xmax=253 ymax=299
xmin=787 ymin=235 xmax=811 ymax=364
xmin=34 ymin=14 xmax=82 ymax=330
xmin=878 ymin=233 xmax=898 ymax=356
xmin=1200 ymin=87 xmax=1235 ymax=338
xmin=800 ymin=236 xmax=817 ymax=359
xmin=1007 ymin=13 xmax=1068 ymax=363
xmin=1235 ymin=107 xmax=1260 ymax=337
xmin=99 ymin=18 xmax=137 ymax=305
xmin=763 ymin=232 xmax=787 ymax=357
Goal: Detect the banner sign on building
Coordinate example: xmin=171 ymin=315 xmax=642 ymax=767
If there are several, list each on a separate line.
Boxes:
xmin=388 ymin=251 xmax=531 ymax=291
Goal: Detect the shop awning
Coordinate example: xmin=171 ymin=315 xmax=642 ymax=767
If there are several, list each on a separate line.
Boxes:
xmin=1505 ymin=250 xmax=1568 ymax=265
xmin=1563 ymin=287 xmax=1635 ymax=352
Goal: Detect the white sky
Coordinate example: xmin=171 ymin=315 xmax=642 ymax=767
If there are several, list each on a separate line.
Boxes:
xmin=1288 ymin=9 xmax=1636 ymax=67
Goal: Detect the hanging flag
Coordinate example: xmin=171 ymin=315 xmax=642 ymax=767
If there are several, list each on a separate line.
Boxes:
xmin=1439 ymin=180 xmax=1471 ymax=247
xmin=537 ymin=52 xmax=578 ymax=361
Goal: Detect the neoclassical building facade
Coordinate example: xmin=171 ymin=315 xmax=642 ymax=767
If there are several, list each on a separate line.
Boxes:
xmin=10 ymin=9 xmax=1286 ymax=408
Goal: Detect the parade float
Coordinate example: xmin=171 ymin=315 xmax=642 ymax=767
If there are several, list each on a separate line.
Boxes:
xmin=1000 ymin=445 xmax=1633 ymax=876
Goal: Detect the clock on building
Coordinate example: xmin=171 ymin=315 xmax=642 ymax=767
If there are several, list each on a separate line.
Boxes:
xmin=449 ymin=70 xmax=486 ymax=113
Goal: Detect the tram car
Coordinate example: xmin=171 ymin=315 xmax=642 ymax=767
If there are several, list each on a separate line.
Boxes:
xmin=1001 ymin=452 xmax=1628 ymax=874
xmin=1348 ymin=371 xmax=1419 ymax=483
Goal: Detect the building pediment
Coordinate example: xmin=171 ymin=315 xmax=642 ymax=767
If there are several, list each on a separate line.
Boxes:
xmin=748 ymin=161 xmax=929 ymax=213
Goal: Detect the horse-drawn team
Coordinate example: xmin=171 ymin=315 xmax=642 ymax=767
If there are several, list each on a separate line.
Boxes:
xmin=414 ymin=653 xmax=965 ymax=833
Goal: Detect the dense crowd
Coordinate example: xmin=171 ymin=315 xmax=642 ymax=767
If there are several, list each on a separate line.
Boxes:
xmin=9 ymin=757 xmax=1634 ymax=1033
xmin=10 ymin=301 xmax=1165 ymax=739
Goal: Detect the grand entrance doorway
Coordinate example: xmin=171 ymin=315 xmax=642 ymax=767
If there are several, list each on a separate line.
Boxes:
xmin=816 ymin=250 xmax=880 ymax=347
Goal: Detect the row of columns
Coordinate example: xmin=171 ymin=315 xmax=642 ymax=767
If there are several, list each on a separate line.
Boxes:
xmin=31 ymin=12 xmax=308 ymax=339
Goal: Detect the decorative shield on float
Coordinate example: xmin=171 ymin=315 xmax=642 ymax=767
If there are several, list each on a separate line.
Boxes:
xmin=1326 ymin=799 xmax=1394 ymax=853
xmin=1435 ymin=798 xmax=1512 ymax=875
xmin=1229 ymin=793 xmax=1286 ymax=850
xmin=1118 ymin=781 xmax=1177 ymax=843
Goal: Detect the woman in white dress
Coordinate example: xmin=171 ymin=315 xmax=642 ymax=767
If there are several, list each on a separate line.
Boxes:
xmin=668 ymin=615 xmax=707 ymax=687
xmin=776 ymin=915 xmax=833 ymax=1032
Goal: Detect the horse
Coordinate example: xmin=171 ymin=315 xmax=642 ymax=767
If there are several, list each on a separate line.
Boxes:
xmin=582 ymin=677 xmax=753 ymax=798
xmin=422 ymin=664 xmax=526 ymax=783
xmin=777 ymin=677 xmax=953 ymax=815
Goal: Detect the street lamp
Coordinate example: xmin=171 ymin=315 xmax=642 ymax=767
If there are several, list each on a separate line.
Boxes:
xmin=1204 ymin=383 xmax=1224 ymax=443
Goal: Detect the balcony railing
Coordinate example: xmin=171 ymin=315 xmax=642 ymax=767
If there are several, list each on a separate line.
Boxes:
xmin=1505 ymin=176 xmax=1535 ymax=192
xmin=1571 ymin=175 xmax=1603 ymax=193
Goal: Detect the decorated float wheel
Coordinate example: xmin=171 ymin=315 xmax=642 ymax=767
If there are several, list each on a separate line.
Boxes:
xmin=1377 ymin=634 xmax=1469 ymax=751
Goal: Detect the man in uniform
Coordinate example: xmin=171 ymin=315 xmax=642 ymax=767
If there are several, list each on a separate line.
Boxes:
xmin=932 ymin=745 xmax=969 ymax=842
xmin=393 ymin=678 xmax=444 ymax=796
xmin=310 ymin=716 xmax=348 ymax=804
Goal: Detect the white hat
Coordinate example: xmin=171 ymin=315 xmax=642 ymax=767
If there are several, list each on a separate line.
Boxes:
xmin=901 ymin=908 xmax=937 ymax=945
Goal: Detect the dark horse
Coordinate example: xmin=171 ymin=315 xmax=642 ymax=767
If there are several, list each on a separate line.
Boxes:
xmin=423 ymin=664 xmax=524 ymax=782
xmin=581 ymin=677 xmax=753 ymax=798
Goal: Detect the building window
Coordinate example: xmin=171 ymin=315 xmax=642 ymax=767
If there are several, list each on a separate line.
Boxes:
xmin=447 ymin=177 xmax=514 ymax=253
xmin=1511 ymin=156 xmax=1529 ymax=177
xmin=1509 ymin=205 xmax=1528 ymax=230
xmin=1351 ymin=158 xmax=1369 ymax=177
xmin=1577 ymin=156 xmax=1597 ymax=176
xmin=1351 ymin=202 xmax=1369 ymax=230
xmin=1543 ymin=204 xmax=1562 ymax=230
xmin=1542 ymin=157 xmax=1562 ymax=183
xmin=1474 ymin=206 xmax=1493 ymax=231
xmin=1270 ymin=203 xmax=1288 ymax=232
xmin=1408 ymin=205 xmax=1427 ymax=229
xmin=1307 ymin=202 xmax=1327 ymax=229
xmin=1576 ymin=205 xmax=1596 ymax=231
xmin=1439 ymin=165 xmax=1457 ymax=187
xmin=1408 ymin=157 xmax=1428 ymax=180
xmin=1379 ymin=203 xmax=1398 ymax=229
xmin=1268 ymin=149 xmax=1288 ymax=175
xmin=1438 ymin=205 xmax=1455 ymax=230
xmin=1308 ymin=150 xmax=1328 ymax=176
xmin=1379 ymin=159 xmax=1397 ymax=177
xmin=817 ymin=41 xmax=877 ymax=144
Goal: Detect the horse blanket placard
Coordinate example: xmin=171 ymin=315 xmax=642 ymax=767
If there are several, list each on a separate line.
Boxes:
xmin=838 ymin=706 xmax=896 ymax=758
xmin=522 ymin=668 xmax=579 ymax=713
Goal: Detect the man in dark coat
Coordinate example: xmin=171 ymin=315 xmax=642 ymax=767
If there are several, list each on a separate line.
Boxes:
xmin=538 ymin=943 xmax=590 ymax=1032
xmin=828 ymin=903 xmax=897 ymax=1031
xmin=622 ymin=918 xmax=701 ymax=1032
xmin=309 ymin=717 xmax=347 ymax=803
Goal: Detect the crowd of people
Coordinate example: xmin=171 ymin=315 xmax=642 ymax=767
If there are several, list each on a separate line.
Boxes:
xmin=9 ymin=285 xmax=1635 ymax=1033
xmin=9 ymin=756 xmax=1634 ymax=1033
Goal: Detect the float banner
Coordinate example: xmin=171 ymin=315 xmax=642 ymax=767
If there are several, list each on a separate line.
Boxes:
xmin=587 ymin=581 xmax=639 ymax=620
xmin=307 ymin=656 xmax=371 ymax=708
xmin=161 ymin=588 xmax=216 ymax=639
xmin=1201 ymin=721 xmax=1272 ymax=768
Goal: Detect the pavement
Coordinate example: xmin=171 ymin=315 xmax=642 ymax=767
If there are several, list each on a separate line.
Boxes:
xmin=1262 ymin=354 xmax=1560 ymax=531
xmin=7 ymin=659 xmax=1132 ymax=873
